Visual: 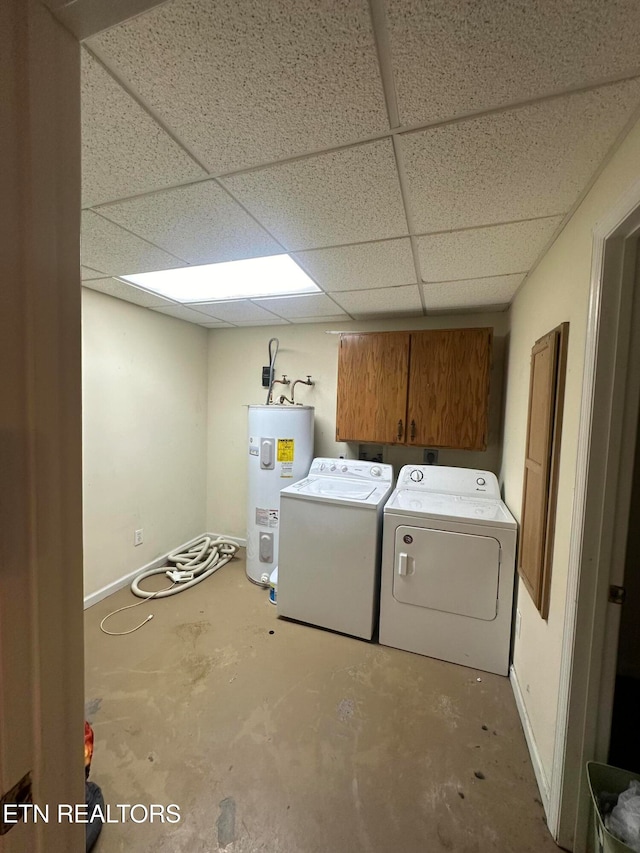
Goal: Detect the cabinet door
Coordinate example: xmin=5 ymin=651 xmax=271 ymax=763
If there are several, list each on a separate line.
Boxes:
xmin=407 ymin=329 xmax=492 ymax=450
xmin=336 ymin=332 xmax=409 ymax=443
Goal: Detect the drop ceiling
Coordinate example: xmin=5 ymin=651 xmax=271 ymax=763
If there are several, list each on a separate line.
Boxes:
xmin=76 ymin=0 xmax=640 ymax=327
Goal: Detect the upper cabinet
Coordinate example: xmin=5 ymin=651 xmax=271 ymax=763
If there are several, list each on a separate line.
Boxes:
xmin=336 ymin=328 xmax=492 ymax=450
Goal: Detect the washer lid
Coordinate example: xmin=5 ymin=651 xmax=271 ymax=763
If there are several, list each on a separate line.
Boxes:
xmin=385 ymin=489 xmax=516 ymax=528
xmin=282 ymin=476 xmax=391 ymax=507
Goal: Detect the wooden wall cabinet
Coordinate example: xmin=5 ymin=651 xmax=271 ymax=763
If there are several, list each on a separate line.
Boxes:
xmin=336 ymin=328 xmax=492 ymax=450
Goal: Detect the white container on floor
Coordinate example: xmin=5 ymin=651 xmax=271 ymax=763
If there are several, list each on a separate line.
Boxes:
xmin=246 ymin=405 xmax=314 ymax=584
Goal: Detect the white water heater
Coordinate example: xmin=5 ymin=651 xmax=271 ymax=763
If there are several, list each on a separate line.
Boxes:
xmin=246 ymin=405 xmax=314 ymax=584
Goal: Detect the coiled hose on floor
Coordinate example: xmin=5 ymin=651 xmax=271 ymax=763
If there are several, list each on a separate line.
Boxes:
xmin=131 ymin=535 xmax=240 ymax=598
xmin=100 ymin=535 xmax=241 ymax=636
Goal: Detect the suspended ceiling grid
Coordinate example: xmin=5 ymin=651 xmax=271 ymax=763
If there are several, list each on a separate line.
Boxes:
xmin=78 ymin=0 xmax=640 ymax=327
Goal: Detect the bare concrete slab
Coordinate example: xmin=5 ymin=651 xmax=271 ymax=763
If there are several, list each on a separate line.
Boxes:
xmin=84 ymin=554 xmax=558 ymax=852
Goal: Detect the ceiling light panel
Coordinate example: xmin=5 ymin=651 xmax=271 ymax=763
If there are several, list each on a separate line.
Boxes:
xmin=417 ymin=217 xmax=562 ymax=282
xmin=386 ymin=0 xmax=640 ymax=127
xmin=81 ymin=50 xmax=205 ymax=208
xmin=82 ymin=277 xmax=175 ymax=308
xmin=294 ymin=238 xmax=417 ymax=292
xmin=81 ymin=211 xmax=183 ymax=275
xmin=96 ymin=181 xmax=282 ymax=265
xmin=224 ymin=140 xmax=408 ymax=251
xmin=121 ymin=255 xmax=319 ymax=303
xmin=400 ymin=80 xmax=640 ymax=233
xmin=422 ymin=276 xmax=525 ymax=311
xmin=253 ymin=294 xmax=345 ymax=319
xmin=87 ymin=0 xmax=388 ymax=175
xmin=332 ymin=285 xmax=423 ymax=317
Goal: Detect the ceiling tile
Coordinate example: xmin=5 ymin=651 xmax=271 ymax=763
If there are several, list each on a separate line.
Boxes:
xmin=96 ymin=181 xmax=282 ymax=264
xmin=289 ymin=316 xmax=352 ymax=325
xmin=387 ymin=0 xmax=640 ymax=127
xmin=81 ymin=211 xmax=183 ymax=275
xmin=400 ymin=81 xmax=640 ymax=232
xmin=81 ymin=265 xmax=106 ymax=280
xmin=88 ymin=0 xmax=388 ymax=174
xmin=253 ymin=294 xmax=345 ymax=319
xmin=223 ymin=141 xmax=407 ymax=251
xmin=417 ymin=218 xmax=562 ymax=282
xmin=332 ymin=285 xmax=423 ymax=317
xmin=294 ymin=238 xmax=416 ymax=292
xmin=152 ymin=304 xmax=214 ymax=323
xmin=81 ymin=50 xmax=205 ymax=208
xmin=233 ymin=318 xmax=291 ymax=326
xmin=422 ymin=276 xmax=525 ymax=311
xmin=200 ymin=320 xmax=235 ymax=328
xmin=185 ymin=300 xmax=282 ymax=323
xmin=82 ymin=277 xmax=176 ymax=308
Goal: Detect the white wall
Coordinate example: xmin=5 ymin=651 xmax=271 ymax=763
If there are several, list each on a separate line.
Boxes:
xmin=502 ymin=116 xmax=640 ymax=787
xmin=206 ymin=313 xmax=508 ymax=538
xmin=82 ymin=289 xmax=209 ymax=598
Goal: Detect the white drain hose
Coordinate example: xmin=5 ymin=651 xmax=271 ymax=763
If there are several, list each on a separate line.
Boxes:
xmin=131 ymin=535 xmax=240 ymax=598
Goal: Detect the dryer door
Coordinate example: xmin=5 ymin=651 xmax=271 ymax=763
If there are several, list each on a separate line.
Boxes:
xmin=393 ymin=526 xmax=500 ymax=621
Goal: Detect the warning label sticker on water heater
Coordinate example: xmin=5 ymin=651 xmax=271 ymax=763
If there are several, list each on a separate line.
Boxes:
xmin=256 ymin=508 xmax=278 ymax=528
xmin=277 ymin=438 xmax=294 ymax=462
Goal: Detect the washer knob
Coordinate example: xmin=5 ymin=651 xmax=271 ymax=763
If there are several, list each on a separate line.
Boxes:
xmin=476 ymin=477 xmax=486 ymax=486
xmin=371 ymin=466 xmax=382 ymax=477
xmin=341 ymin=465 xmax=348 ymax=473
xmin=409 ymin=469 xmax=424 ymax=482
xmin=330 ymin=463 xmax=337 ymax=471
xmin=319 ymin=462 xmax=326 ymax=471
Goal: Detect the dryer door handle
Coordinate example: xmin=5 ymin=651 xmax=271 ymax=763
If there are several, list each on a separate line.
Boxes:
xmin=397 ymin=552 xmax=413 ymax=576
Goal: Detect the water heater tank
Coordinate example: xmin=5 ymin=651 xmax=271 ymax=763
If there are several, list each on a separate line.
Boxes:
xmin=246 ymin=405 xmax=314 ymax=584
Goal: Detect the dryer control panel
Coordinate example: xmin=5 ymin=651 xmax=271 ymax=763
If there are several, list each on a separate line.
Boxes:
xmin=309 ymin=458 xmax=393 ymax=483
xmin=396 ymin=465 xmax=500 ymax=499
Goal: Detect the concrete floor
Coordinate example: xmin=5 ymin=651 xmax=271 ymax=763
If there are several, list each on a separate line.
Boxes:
xmin=85 ymin=553 xmax=558 ymax=853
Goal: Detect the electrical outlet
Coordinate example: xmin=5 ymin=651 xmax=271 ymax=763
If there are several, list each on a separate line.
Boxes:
xmin=134 ymin=529 xmax=143 ymax=546
xmin=515 ymin=608 xmax=522 ymax=638
xmin=423 ymin=448 xmax=439 ymax=465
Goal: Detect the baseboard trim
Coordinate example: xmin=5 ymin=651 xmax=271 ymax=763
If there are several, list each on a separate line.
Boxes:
xmin=83 ymin=532 xmax=247 ymax=609
xmin=510 ymin=664 xmax=551 ymax=815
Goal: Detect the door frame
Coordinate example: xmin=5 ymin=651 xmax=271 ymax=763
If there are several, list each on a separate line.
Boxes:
xmin=548 ymin=179 xmax=640 ymax=850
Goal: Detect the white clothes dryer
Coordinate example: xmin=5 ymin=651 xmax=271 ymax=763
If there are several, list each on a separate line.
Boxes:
xmin=379 ymin=466 xmax=517 ymax=676
xmin=277 ymin=458 xmax=394 ymax=640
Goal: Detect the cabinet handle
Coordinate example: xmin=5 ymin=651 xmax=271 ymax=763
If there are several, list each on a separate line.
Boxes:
xmin=397 ymin=420 xmax=403 ymax=440
xmin=410 ymin=419 xmax=416 ymax=440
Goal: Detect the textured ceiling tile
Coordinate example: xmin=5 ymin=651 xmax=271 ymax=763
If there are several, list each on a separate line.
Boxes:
xmin=88 ymin=0 xmax=388 ymax=174
xmin=421 ymin=276 xmax=524 ymax=311
xmin=294 ymin=238 xmax=416 ymax=292
xmin=96 ymin=181 xmax=282 ymax=264
xmin=152 ymin=304 xmax=214 ymax=323
xmin=417 ymin=218 xmax=561 ymax=281
xmin=400 ymin=81 xmax=640 ymax=232
xmin=224 ymin=141 xmax=407 ymax=250
xmin=185 ymin=300 xmax=282 ymax=323
xmin=253 ymin=294 xmax=345 ymax=319
xmin=81 ymin=211 xmax=183 ymax=275
xmin=81 ymin=50 xmax=205 ymax=208
xmin=332 ymin=285 xmax=423 ymax=317
xmin=387 ymin=0 xmax=640 ymax=126
xmin=289 ymin=315 xmax=352 ymax=324
xmin=81 ymin=265 xmax=106 ymax=280
xmin=233 ymin=319 xmax=291 ymax=326
xmin=82 ymin=277 xmax=176 ymax=308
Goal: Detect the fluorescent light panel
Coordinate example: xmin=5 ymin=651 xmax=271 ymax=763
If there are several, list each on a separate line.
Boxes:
xmin=119 ymin=254 xmax=320 ymax=303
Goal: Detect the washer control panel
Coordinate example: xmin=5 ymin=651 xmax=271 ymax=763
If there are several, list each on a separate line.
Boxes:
xmin=308 ymin=458 xmax=393 ymax=483
xmin=397 ymin=465 xmax=500 ymax=499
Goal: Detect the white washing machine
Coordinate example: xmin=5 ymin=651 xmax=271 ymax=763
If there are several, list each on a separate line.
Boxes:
xmin=277 ymin=458 xmax=394 ymax=640
xmin=380 ymin=466 xmax=517 ymax=676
